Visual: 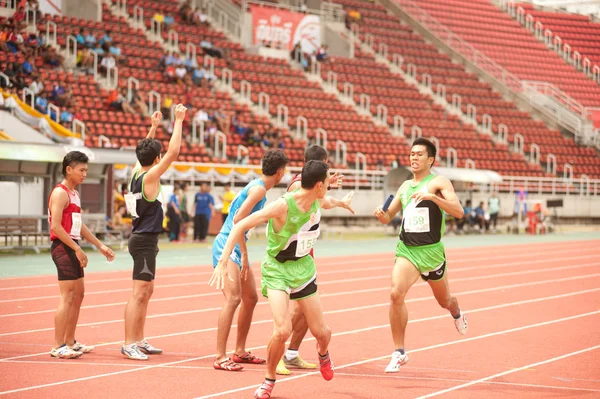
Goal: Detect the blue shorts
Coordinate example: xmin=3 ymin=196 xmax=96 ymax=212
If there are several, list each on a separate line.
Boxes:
xmin=212 ymin=233 xmax=243 ymax=269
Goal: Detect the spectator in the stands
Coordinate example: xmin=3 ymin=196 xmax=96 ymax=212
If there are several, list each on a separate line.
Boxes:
xmin=21 ymin=56 xmax=35 ymax=75
xmin=77 ymin=46 xmax=94 ymax=71
xmin=0 ymin=26 xmax=9 ymax=53
xmin=28 ymin=73 xmax=44 ymax=96
xmin=75 ymin=28 xmax=85 ymax=47
xmin=316 ymin=44 xmax=329 ymax=62
xmin=25 ymin=33 xmax=42 ymax=56
xmin=85 ymin=31 xmax=96 ymax=48
xmin=50 ymin=83 xmax=72 ymax=108
xmin=60 ymin=109 xmax=73 ymax=127
xmin=12 ymin=6 xmax=27 ymax=31
xmin=34 ymin=95 xmax=48 ymax=113
xmin=163 ymin=13 xmax=175 ymax=29
xmin=179 ymin=0 xmax=193 ymax=23
xmin=6 ymin=26 xmax=25 ymax=54
xmin=4 ymin=62 xmax=25 ymax=89
xmin=130 ymin=90 xmax=148 ymax=115
xmin=193 ymin=7 xmax=208 ymax=26
xmin=100 ymin=52 xmax=115 ymax=75
xmin=40 ymin=45 xmax=64 ymax=68
xmin=99 ymin=30 xmax=112 ymax=46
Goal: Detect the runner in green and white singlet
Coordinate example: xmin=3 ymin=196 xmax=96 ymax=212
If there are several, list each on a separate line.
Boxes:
xmin=374 ymin=138 xmax=468 ymax=374
xmin=209 ymin=160 xmax=355 ymax=399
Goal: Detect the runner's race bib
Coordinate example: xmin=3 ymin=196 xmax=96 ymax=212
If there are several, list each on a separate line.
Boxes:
xmin=404 ymin=203 xmax=430 ymax=233
xmin=71 ymin=212 xmax=82 ymax=238
xmin=124 ymin=193 xmax=139 ymax=218
xmin=295 ymin=229 xmax=320 ymax=257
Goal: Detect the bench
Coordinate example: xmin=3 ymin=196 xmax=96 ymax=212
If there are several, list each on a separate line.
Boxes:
xmin=0 ymin=217 xmax=48 ymax=252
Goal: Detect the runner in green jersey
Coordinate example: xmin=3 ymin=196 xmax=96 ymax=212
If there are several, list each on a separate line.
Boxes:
xmin=374 ymin=138 xmax=468 ymax=373
xmin=210 ymin=160 xmax=355 ymax=399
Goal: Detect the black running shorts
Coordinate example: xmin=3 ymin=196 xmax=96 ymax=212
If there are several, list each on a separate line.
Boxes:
xmin=128 ymin=233 xmax=159 ymax=282
xmin=51 ymin=240 xmax=84 ymax=281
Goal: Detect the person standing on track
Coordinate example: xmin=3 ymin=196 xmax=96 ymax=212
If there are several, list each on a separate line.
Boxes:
xmin=276 ymin=145 xmax=343 ymax=376
xmin=121 ymin=105 xmax=187 ymax=360
xmin=209 ymin=149 xmax=289 ymax=372
xmin=374 ymin=138 xmax=467 ymax=373
xmin=210 ymin=160 xmax=355 ymax=399
xmin=49 ymin=150 xmax=115 ymax=359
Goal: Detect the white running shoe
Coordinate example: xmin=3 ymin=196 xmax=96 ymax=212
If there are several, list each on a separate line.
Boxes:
xmin=121 ymin=344 xmax=149 ymax=360
xmin=454 ymin=312 xmax=468 ymax=335
xmin=136 ymin=339 xmax=163 ymax=355
xmin=69 ymin=341 xmax=94 ymax=353
xmin=384 ymin=351 xmax=409 ymax=373
xmin=50 ymin=344 xmax=82 ymax=359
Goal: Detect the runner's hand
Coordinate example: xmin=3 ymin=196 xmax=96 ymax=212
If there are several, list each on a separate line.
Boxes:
xmin=340 ymin=191 xmax=355 ymax=214
xmin=241 ymin=255 xmax=249 ymax=281
xmin=75 ymin=248 xmax=88 ymax=268
xmin=329 ymin=172 xmax=344 ymax=189
xmin=99 ymin=245 xmax=115 ymax=262
xmin=209 ymin=259 xmax=233 ymax=290
xmin=373 ymin=206 xmax=389 ymax=224
xmin=151 ymin=111 xmax=162 ymax=127
xmin=411 ymin=192 xmax=435 ymax=203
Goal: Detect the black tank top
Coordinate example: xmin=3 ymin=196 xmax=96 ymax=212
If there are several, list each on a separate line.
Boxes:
xmin=129 ymin=171 xmax=164 ymax=234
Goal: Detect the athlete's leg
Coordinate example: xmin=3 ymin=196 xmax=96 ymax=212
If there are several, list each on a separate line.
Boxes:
xmin=288 ymin=301 xmax=309 ymax=351
xmin=265 ymin=289 xmax=292 ymax=380
xmin=296 ymin=293 xmax=330 ymax=356
xmin=427 ymin=272 xmax=459 ymax=317
xmin=215 ymin=259 xmax=242 ymax=362
xmin=54 ymin=280 xmax=77 ymax=348
xmin=124 ymin=280 xmax=154 ymax=344
xmin=234 ymin=265 xmax=259 ymax=356
xmin=389 ymin=257 xmax=421 ymax=350
xmin=64 ymin=277 xmax=85 ymax=346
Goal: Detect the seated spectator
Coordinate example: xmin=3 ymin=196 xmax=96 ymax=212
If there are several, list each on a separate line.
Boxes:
xmin=100 ymin=53 xmax=116 ymax=75
xmin=77 ymin=47 xmax=94 ymax=70
xmin=35 ymin=95 xmax=48 ymax=113
xmin=40 ymin=45 xmax=64 ymax=68
xmin=130 ymin=90 xmax=148 ymax=115
xmin=6 ymin=27 xmax=25 ymax=54
xmin=179 ymin=0 xmax=193 ymax=23
xmin=75 ymin=28 xmax=85 ymax=47
xmin=21 ymin=56 xmax=35 ymax=75
xmin=108 ymin=42 xmax=122 ymax=62
xmin=316 ymin=44 xmax=329 ymax=62
xmin=163 ymin=13 xmax=175 ymax=29
xmin=474 ymin=201 xmax=489 ymax=232
xmin=85 ymin=31 xmax=96 ymax=48
xmin=60 ymin=109 xmax=73 ymax=127
xmin=12 ymin=7 xmax=27 ymax=30
xmin=28 ymin=74 xmax=44 ymax=96
xmin=0 ymin=26 xmax=9 ymax=53
xmin=193 ymin=7 xmax=208 ymax=26
xmin=50 ymin=84 xmax=72 ymax=108
xmin=175 ymin=64 xmax=187 ymax=84
xmin=107 ymin=88 xmax=136 ymax=114
xmin=99 ymin=30 xmax=112 ymax=46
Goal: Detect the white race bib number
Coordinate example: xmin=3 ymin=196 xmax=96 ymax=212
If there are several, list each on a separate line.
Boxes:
xmin=295 ymin=229 xmax=320 ymax=257
xmin=404 ymin=206 xmax=430 ymax=233
xmin=71 ymin=212 xmax=82 ymax=238
xmin=124 ymin=193 xmax=139 ymax=218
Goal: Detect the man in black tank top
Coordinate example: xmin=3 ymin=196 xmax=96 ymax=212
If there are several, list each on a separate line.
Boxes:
xmin=121 ymin=105 xmax=188 ymax=361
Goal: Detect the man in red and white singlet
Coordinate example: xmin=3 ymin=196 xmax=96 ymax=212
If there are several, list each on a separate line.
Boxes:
xmin=48 ymin=151 xmax=115 ymax=359
xmin=276 ymin=145 xmax=344 ymax=375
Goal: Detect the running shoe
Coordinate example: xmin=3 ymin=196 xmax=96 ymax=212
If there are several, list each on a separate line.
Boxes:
xmin=454 ymin=312 xmax=468 ymax=335
xmin=137 ymin=339 xmax=163 ymax=354
xmin=317 ymin=344 xmax=334 ymax=381
xmin=121 ymin=344 xmax=149 ymax=360
xmin=232 ymin=352 xmax=266 ymax=364
xmin=284 ymin=355 xmax=317 ymax=369
xmin=384 ymin=351 xmax=409 ymax=373
xmin=50 ymin=344 xmax=82 ymax=359
xmin=69 ymin=341 xmax=94 ymax=353
xmin=254 ymin=380 xmax=275 ymax=399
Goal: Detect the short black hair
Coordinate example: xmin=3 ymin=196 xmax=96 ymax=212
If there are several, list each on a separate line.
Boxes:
xmin=301 ymin=160 xmax=329 ymax=189
xmin=261 ymin=149 xmax=289 ymax=176
xmin=62 ymin=151 xmax=89 ymax=177
xmin=304 ymin=145 xmax=328 ymax=162
xmin=412 ymin=137 xmax=437 ymax=161
xmin=136 ymin=138 xmax=162 ymax=166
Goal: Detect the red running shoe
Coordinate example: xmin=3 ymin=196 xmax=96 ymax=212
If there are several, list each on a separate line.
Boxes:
xmin=254 ymin=380 xmax=275 ymax=399
xmin=232 ymin=352 xmax=266 ymax=364
xmin=316 ymin=343 xmax=334 ymax=381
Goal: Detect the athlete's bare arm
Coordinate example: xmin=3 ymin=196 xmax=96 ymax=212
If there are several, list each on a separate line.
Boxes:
xmin=209 ymin=198 xmax=288 ymax=290
xmin=412 ymin=175 xmax=464 ymax=219
xmin=133 ymin=111 xmax=163 ymax=172
xmin=143 ymin=105 xmax=187 ymax=198
xmin=374 ymin=182 xmax=407 ymax=224
xmin=318 ymin=191 xmax=355 ymax=214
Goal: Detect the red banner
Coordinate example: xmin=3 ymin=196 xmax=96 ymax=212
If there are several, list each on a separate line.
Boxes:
xmin=251 ymin=5 xmax=321 ymax=53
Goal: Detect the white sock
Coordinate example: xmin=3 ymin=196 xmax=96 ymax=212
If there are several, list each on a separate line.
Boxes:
xmin=285 ymin=349 xmax=299 ymax=360
xmin=124 ymin=343 xmax=135 ymax=350
xmin=135 ymin=339 xmax=146 ymax=346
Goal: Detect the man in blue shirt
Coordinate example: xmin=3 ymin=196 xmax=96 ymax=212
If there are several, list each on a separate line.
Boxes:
xmin=194 ymin=183 xmax=214 ymax=242
xmin=167 ymin=185 xmax=182 ymax=242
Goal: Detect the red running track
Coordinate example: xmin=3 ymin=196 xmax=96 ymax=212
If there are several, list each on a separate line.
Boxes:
xmin=0 ymin=240 xmax=599 ymax=398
